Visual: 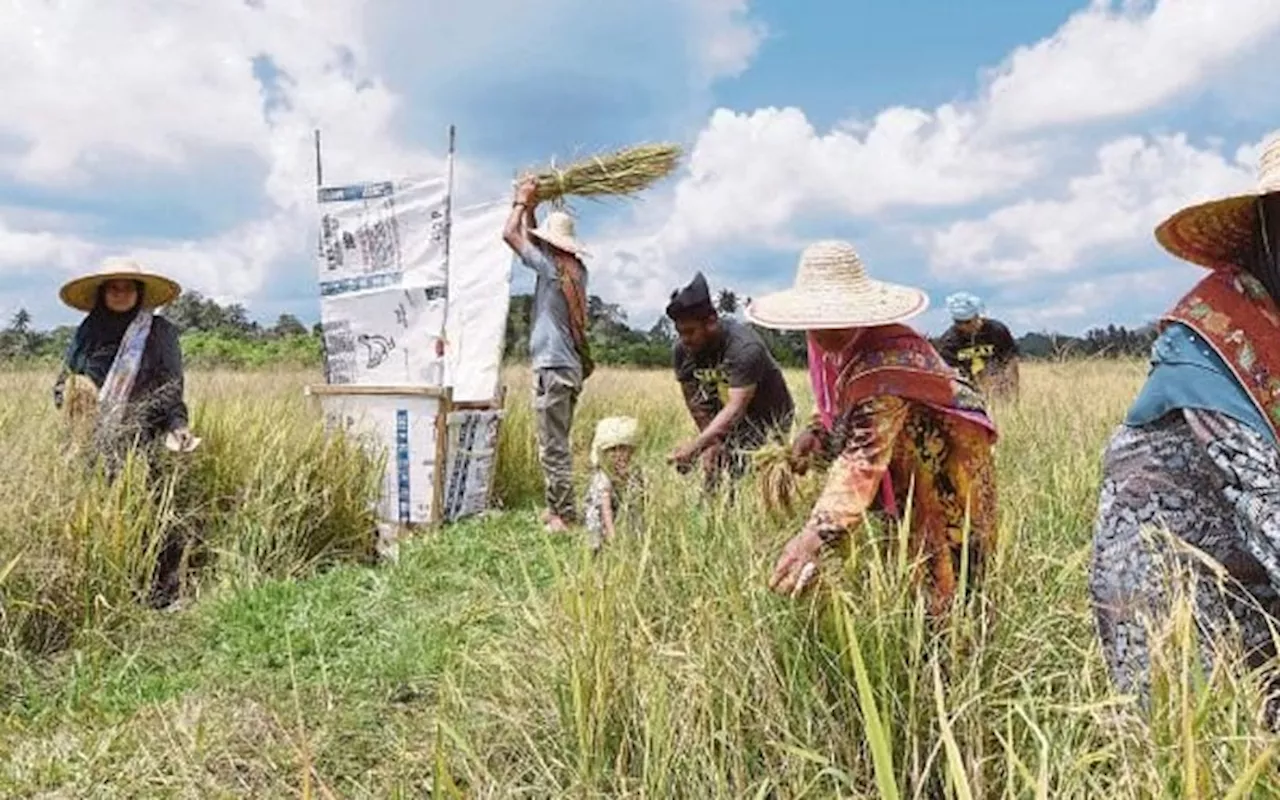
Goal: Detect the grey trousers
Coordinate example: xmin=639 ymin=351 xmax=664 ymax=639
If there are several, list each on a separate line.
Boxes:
xmin=533 ymin=367 xmax=582 ymax=520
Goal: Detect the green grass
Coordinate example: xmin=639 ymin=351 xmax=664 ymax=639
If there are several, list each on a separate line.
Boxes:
xmin=1 ymin=363 xmax=1278 ymax=797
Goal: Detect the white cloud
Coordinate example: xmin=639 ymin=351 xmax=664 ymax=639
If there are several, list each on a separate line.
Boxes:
xmin=0 ymin=0 xmax=772 ymax=326
xmin=1000 ymin=266 xmax=1198 ymax=330
xmin=650 ymin=0 xmax=1280 ymax=257
xmin=927 ymin=132 xmax=1265 ymax=282
xmin=587 ymin=0 xmax=1280 ymax=334
xmin=981 ymin=0 xmax=1280 ymax=134
xmin=688 ymin=0 xmax=768 ymax=82
xmin=660 ymin=105 xmax=1040 ymax=251
xmin=0 ymin=0 xmax=458 ymax=321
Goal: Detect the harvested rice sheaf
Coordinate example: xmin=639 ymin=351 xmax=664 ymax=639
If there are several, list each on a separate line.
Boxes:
xmin=754 ymin=442 xmax=799 ymax=518
xmin=528 ymin=143 xmax=682 ymax=203
xmin=64 ymin=374 xmax=97 ymax=424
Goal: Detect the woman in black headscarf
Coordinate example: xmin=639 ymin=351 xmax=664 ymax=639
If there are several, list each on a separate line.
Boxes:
xmin=52 ymin=258 xmax=195 ymax=608
xmin=1090 ymin=138 xmax=1280 ymax=725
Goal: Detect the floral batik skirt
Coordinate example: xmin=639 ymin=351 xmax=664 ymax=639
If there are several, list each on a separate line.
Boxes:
xmin=1090 ymin=408 xmax=1280 ymax=719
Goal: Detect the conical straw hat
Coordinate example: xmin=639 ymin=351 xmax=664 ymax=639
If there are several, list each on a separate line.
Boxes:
xmin=1155 ymin=134 xmax=1280 ymax=269
xmin=529 ymin=211 xmax=589 ymax=257
xmin=59 ymin=257 xmax=181 ymax=312
xmin=744 ymin=240 xmax=928 ymax=330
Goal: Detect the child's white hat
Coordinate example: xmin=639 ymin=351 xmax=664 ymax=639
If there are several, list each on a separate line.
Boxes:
xmin=591 ymin=416 xmax=639 ymax=467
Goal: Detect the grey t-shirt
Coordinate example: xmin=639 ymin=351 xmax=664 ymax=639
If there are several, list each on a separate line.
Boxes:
xmin=672 ymin=318 xmax=795 ymax=446
xmin=518 ymin=241 xmax=584 ymax=374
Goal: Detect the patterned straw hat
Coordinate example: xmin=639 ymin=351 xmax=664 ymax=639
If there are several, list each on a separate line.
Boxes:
xmin=1155 ymin=134 xmax=1280 ymax=269
xmin=744 ymin=240 xmax=929 ymax=330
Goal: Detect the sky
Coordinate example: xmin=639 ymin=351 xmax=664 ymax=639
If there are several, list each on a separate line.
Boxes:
xmin=3 ymin=0 xmax=1280 ymax=336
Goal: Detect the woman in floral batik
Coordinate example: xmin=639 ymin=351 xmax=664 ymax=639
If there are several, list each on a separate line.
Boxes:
xmin=1089 ymin=136 xmax=1280 ymax=721
xmin=748 ymin=240 xmax=999 ymax=617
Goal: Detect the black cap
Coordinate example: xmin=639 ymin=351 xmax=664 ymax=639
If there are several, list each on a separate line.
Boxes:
xmin=665 ymin=271 xmax=717 ymax=321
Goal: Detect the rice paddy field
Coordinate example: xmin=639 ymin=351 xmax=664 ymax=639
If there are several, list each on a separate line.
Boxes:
xmin=1 ymin=361 xmax=1278 ymax=798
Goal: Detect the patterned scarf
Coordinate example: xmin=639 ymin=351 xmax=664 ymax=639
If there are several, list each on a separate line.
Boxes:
xmin=549 ymin=249 xmax=594 ymax=379
xmin=96 ymin=311 xmax=154 ymax=432
xmin=834 ymin=324 xmax=996 ymax=436
xmin=1163 ymin=267 xmax=1280 ymax=442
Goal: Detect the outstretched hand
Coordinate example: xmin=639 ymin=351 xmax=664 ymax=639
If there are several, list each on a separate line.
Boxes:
xmin=768 ymin=527 xmax=824 ymax=598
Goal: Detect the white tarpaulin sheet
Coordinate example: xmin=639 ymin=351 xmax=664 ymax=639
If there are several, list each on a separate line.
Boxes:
xmin=316 ymin=176 xmax=449 ymax=297
xmin=317 ymin=392 xmax=443 ymax=526
xmin=443 ymin=198 xmax=512 ymax=404
xmin=320 ymin=286 xmax=447 ymax=386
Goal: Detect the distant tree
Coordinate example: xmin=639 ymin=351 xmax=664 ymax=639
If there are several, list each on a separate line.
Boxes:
xmin=647 ymin=317 xmax=675 ymax=345
xmin=716 ymin=289 xmax=738 ymax=316
xmin=272 ymin=313 xmax=308 ymax=338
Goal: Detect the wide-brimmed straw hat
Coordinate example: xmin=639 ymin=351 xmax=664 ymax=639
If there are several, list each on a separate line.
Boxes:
xmin=59 ymin=257 xmax=182 ymax=313
xmin=744 ymin=240 xmax=929 ymax=331
xmin=529 ymin=211 xmax=588 ymax=257
xmin=1155 ymin=134 xmax=1280 ymax=269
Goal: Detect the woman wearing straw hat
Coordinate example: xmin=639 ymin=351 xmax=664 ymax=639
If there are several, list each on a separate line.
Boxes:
xmin=1090 ymin=137 xmax=1280 ymax=723
xmin=51 ymin=257 xmax=197 ymax=608
xmin=747 ymin=241 xmax=998 ymax=617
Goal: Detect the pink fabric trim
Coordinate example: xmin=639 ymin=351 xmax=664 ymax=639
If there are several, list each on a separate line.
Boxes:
xmin=807 ymin=333 xmax=899 ymax=517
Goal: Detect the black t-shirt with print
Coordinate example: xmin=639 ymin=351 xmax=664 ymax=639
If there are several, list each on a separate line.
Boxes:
xmin=936 ymin=318 xmax=1019 ymax=380
xmin=672 ymin=318 xmax=795 ymax=445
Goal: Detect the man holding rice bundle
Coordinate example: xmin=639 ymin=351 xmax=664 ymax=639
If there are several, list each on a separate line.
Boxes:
xmin=748 ymin=241 xmax=999 ymax=617
xmin=503 ymin=177 xmax=594 ymax=533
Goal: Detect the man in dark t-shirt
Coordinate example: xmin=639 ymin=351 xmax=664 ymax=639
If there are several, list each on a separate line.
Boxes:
xmin=936 ymin=291 xmax=1020 ymax=400
xmin=665 ymin=272 xmax=794 ymax=487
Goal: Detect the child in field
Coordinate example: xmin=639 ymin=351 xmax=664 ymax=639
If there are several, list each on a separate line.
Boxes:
xmin=584 ymin=416 xmax=641 ymax=552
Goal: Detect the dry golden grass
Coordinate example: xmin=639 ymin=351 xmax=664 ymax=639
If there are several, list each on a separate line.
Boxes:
xmin=4 ymin=360 xmax=1279 ymax=797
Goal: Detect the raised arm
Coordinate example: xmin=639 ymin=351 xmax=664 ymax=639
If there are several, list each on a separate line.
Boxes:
xmin=502 ymin=178 xmax=539 ymax=254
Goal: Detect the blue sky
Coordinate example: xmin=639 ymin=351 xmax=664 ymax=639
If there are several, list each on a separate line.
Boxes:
xmin=2 ymin=0 xmax=1279 ymax=336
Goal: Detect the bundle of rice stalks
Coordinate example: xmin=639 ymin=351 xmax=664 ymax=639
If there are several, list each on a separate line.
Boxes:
xmin=62 ymin=374 xmax=98 ymax=447
xmin=64 ymin=374 xmax=97 ymax=423
xmin=527 ymin=143 xmax=682 ymax=204
xmin=754 ymin=441 xmax=799 ymax=519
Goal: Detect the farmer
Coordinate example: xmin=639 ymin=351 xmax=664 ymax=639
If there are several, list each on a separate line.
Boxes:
xmin=748 ymin=241 xmax=998 ymax=617
xmin=51 ymin=258 xmax=197 ymax=609
xmin=665 ymin=272 xmax=795 ymax=489
xmin=503 ymin=177 xmax=594 ymax=533
xmin=1090 ymin=136 xmax=1280 ymax=723
xmin=935 ymin=292 xmax=1020 ymax=400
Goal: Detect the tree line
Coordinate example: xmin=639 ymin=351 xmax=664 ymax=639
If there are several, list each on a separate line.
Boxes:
xmin=0 ymin=288 xmax=1159 ymax=369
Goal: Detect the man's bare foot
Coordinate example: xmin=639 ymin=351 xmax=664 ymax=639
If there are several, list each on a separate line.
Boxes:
xmin=544 ymin=515 xmax=570 ymax=533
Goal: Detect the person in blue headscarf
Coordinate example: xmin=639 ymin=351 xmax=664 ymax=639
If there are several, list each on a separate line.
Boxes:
xmin=935 ymin=292 xmax=1020 ymax=400
xmin=51 ymin=257 xmax=195 ymax=608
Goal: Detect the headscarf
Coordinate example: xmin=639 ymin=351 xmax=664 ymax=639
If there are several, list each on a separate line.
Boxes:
xmin=806 ymin=329 xmax=898 ymax=516
xmin=65 ymin=281 xmax=145 ymax=385
xmin=945 ymin=292 xmax=983 ymax=322
xmin=807 ymin=332 xmax=859 ymax=430
xmin=1248 ymin=193 xmax=1280 ymax=305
